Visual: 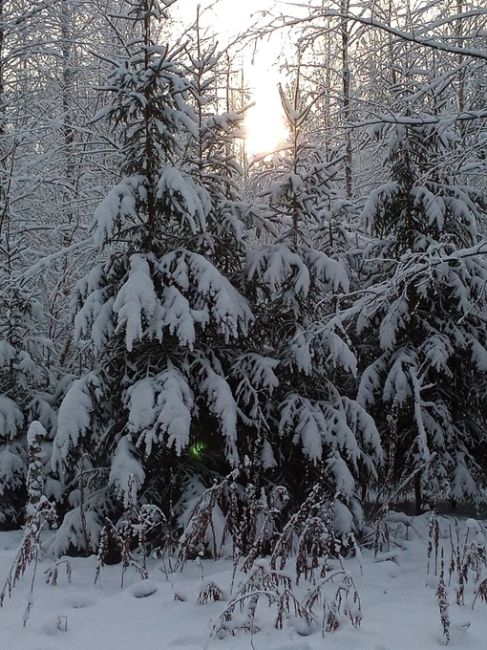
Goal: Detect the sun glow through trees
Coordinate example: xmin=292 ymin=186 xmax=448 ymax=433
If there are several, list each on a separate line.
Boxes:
xmin=244 ymin=47 xmax=289 ymax=155
xmin=176 ymin=0 xmax=288 ymax=156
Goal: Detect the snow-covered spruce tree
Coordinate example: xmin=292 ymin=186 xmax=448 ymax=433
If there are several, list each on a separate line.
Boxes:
xmin=0 ymin=278 xmax=56 ymax=527
xmin=348 ymin=117 xmax=487 ymax=511
xmin=50 ymin=0 xmax=254 ymax=552
xmin=241 ymin=71 xmax=382 ymax=531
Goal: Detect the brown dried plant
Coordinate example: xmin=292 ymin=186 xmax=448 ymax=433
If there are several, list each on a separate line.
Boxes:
xmin=303 ymin=568 xmax=362 ymax=633
xmin=436 ymin=549 xmax=450 ymax=645
xmin=95 ymin=475 xmax=166 ymax=587
xmin=177 ymin=471 xmax=240 ymax=570
xmin=44 ymin=558 xmax=72 ymax=586
xmin=198 ymin=581 xmax=225 ymax=604
xmin=0 ymin=497 xmax=56 ymax=626
xmin=269 ymin=482 xmax=338 ymax=583
xmin=210 ymin=560 xmax=313 ymax=639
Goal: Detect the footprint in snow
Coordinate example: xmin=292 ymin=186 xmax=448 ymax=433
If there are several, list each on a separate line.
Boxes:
xmin=168 ymin=634 xmax=205 ymax=647
xmin=65 ymin=593 xmax=96 ymax=609
xmin=270 ymin=643 xmax=311 ymax=650
xmin=378 ymin=560 xmax=399 ymax=578
xmin=40 ymin=618 xmax=66 ymax=636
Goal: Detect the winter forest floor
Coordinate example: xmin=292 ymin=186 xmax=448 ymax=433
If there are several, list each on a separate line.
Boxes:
xmin=1 ymin=514 xmax=487 ymax=650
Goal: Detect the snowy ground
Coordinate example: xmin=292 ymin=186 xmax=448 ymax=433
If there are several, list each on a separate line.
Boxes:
xmin=1 ymin=514 xmax=487 ymax=650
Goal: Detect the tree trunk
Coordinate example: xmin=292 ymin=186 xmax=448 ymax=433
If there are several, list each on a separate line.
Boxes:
xmin=414 ymin=473 xmax=423 ymax=515
xmin=340 ymin=0 xmax=353 ymax=198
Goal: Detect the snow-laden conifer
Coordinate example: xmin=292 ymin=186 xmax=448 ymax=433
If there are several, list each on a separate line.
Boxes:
xmin=0 ymin=276 xmax=56 ymax=526
xmin=242 ymin=65 xmax=382 ymax=527
xmin=50 ymin=0 xmax=254 ymax=551
xmin=348 ymin=117 xmax=487 ymax=510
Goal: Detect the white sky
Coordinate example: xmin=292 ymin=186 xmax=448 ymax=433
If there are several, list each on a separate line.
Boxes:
xmin=174 ymin=0 xmax=277 ymax=38
xmin=174 ymin=0 xmax=289 ymax=155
